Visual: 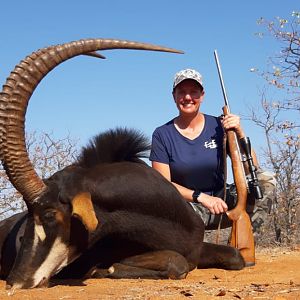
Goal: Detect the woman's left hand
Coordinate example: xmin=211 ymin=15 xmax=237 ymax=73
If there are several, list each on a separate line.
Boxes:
xmin=221 ymin=113 xmax=245 ymax=138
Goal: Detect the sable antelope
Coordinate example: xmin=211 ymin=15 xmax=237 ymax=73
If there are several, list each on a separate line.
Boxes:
xmin=0 ymin=38 xmax=245 ymax=289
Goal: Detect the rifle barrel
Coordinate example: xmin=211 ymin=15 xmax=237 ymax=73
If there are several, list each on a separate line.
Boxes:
xmin=214 ymin=50 xmax=230 ymax=111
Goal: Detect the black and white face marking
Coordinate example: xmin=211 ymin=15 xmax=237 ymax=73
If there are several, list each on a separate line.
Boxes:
xmin=6 ymin=168 xmax=93 ymax=289
xmin=6 ymin=201 xmax=76 ymax=289
xmin=30 ymin=235 xmax=69 ymax=288
xmin=8 ymin=236 xmax=70 ymax=290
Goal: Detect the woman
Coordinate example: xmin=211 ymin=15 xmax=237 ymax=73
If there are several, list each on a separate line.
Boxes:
xmin=150 ymin=69 xmax=270 ymax=229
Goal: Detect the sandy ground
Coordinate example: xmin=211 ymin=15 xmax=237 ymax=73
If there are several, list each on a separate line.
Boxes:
xmin=0 ymin=248 xmax=299 ymax=300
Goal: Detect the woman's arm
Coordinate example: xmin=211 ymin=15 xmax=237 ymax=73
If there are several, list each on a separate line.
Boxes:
xmin=152 ymin=161 xmax=228 ymax=214
xmin=152 ymin=161 xmax=194 ymax=201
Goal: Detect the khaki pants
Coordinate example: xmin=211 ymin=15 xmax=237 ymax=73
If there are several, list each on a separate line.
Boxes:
xmin=189 ymin=169 xmax=276 ymax=232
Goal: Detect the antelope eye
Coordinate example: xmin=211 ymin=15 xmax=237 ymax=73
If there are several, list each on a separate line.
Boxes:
xmin=43 ymin=209 xmax=57 ymax=221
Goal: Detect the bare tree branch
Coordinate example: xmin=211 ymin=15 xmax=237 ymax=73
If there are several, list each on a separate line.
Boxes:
xmin=0 ymin=132 xmax=79 ymax=220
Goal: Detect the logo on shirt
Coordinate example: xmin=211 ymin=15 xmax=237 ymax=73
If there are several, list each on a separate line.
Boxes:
xmin=204 ymin=139 xmax=217 ymax=149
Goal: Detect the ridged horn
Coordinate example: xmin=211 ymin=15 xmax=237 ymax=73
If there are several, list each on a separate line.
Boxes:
xmin=0 ymin=38 xmax=183 ymax=204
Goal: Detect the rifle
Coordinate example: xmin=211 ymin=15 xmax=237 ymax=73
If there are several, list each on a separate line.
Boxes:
xmin=214 ymin=50 xmax=263 ymax=266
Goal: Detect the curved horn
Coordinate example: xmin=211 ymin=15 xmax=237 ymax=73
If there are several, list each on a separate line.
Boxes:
xmin=0 ymin=38 xmax=183 ymax=204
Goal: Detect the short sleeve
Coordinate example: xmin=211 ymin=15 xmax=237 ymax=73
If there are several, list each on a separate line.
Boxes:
xmin=149 ymin=129 xmax=170 ymax=164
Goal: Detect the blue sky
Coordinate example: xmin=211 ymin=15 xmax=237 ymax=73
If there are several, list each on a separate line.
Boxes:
xmin=0 ymin=1 xmax=297 ymax=162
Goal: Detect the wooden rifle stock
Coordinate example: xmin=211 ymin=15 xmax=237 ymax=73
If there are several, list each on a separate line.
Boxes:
xmin=214 ymin=50 xmax=255 ymax=266
xmin=223 ymin=106 xmax=255 ymax=266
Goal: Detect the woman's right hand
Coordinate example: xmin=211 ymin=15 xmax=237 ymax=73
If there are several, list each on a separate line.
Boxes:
xmin=197 ymin=193 xmax=228 ymax=214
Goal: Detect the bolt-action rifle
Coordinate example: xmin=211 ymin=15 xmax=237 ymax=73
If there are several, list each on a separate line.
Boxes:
xmin=214 ymin=50 xmax=263 ymax=266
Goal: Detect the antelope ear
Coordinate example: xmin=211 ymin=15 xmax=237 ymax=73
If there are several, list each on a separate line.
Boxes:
xmin=71 ymin=192 xmax=98 ymax=232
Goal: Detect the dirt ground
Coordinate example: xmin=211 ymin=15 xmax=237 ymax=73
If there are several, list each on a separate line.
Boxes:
xmin=0 ymin=247 xmax=299 ymax=300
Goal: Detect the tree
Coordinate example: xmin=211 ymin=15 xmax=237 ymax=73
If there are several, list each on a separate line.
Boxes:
xmin=256 ymin=11 xmax=300 ymax=114
xmin=250 ymin=11 xmax=300 ymax=245
xmin=0 ymin=132 xmax=79 ymax=220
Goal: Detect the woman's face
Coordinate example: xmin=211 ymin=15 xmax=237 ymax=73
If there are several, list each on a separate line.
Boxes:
xmin=172 ymin=79 xmax=204 ymax=115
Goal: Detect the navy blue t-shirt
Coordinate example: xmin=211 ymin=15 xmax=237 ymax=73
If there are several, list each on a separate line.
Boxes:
xmin=150 ymin=114 xmax=224 ymax=195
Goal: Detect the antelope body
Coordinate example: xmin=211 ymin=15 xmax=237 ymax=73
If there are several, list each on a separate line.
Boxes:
xmin=0 ymin=39 xmax=245 ymax=289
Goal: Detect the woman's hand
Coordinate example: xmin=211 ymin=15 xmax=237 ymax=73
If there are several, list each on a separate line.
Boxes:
xmin=197 ymin=193 xmax=228 ymax=214
xmin=221 ymin=113 xmax=245 ymax=138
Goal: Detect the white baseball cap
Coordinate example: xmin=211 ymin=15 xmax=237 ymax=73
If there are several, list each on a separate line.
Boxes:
xmin=173 ymin=68 xmax=203 ymax=90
